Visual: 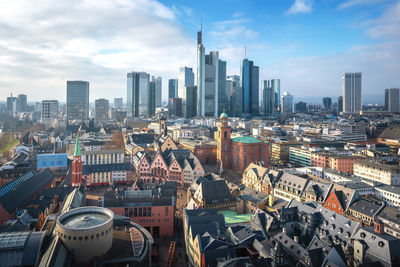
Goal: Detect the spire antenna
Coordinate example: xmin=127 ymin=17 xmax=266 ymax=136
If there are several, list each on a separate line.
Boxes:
xmin=245 ymin=46 xmax=247 ymax=58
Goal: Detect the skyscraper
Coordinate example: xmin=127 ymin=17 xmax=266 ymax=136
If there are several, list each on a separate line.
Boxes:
xmin=95 ymin=98 xmax=109 ymax=122
xmin=282 ymin=92 xmax=294 ymax=114
xmin=322 ymin=97 xmax=332 ymax=111
xmin=168 ymin=98 xmax=183 ymax=117
xmin=6 ymin=94 xmax=16 ymax=113
xmin=385 ymin=88 xmax=400 ymax=113
xmin=197 ymin=28 xmax=205 ymax=116
xmin=155 ymin=76 xmax=162 ymax=108
xmin=295 ymin=101 xmax=307 ymax=113
xmin=185 ymin=86 xmax=197 ymax=118
xmin=270 ymin=79 xmax=281 ymax=113
xmin=337 ymin=96 xmax=343 ymax=115
xmin=16 ymin=94 xmax=27 ymax=112
xmin=196 ymin=28 xmax=221 ymax=117
xmin=241 ymin=58 xmax=259 ymax=117
xmin=41 ymin=100 xmax=59 ymax=123
xmin=217 ymin=59 xmax=228 ymax=116
xmin=227 ymin=75 xmax=241 ymax=117
xmin=262 ymin=80 xmax=274 ymax=117
xmin=168 ymin=79 xmax=178 ymax=99
xmin=127 ymin=72 xmax=150 ymax=118
xmin=149 ymin=78 xmax=156 ymax=115
xmin=67 ymin=81 xmax=89 ymax=121
xmin=342 ymin=72 xmax=362 ymax=113
xmin=114 ymin=98 xmax=123 ymax=109
xmin=178 ymin=67 xmax=195 ymax=117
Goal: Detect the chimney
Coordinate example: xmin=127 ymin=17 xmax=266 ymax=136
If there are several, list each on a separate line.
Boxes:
xmin=282 ymin=227 xmax=286 ymax=233
xmin=294 ymin=236 xmax=299 ymax=243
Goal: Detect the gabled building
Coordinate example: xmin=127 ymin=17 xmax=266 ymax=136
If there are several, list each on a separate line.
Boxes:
xmin=324 ymin=184 xmax=358 ymax=215
xmin=273 ymin=172 xmax=309 ymax=202
xmin=242 ymin=163 xmax=282 ymax=194
xmin=133 ymin=149 xmax=204 ymax=186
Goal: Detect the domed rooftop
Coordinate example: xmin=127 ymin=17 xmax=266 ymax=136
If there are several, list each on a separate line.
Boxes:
xmin=220 ymin=112 xmax=228 ymax=118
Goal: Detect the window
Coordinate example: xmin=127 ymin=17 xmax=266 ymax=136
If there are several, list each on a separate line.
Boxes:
xmin=134 ymin=208 xmax=137 ymax=217
xmin=79 ymin=236 xmax=83 ymax=241
xmin=85 ymin=236 xmax=88 ymax=240
xmin=139 ymin=208 xmax=142 ymax=217
xmin=148 ymin=207 xmax=152 ymax=217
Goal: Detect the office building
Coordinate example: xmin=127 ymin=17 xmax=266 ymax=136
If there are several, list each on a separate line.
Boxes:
xmin=186 ymin=86 xmax=197 ymax=118
xmin=114 ymin=98 xmax=123 ymax=109
xmin=66 ymin=81 xmax=89 ymax=121
xmin=196 ymin=29 xmax=221 ymax=117
xmin=282 ymin=91 xmax=294 ymax=114
xmin=95 ymin=98 xmax=109 ymax=122
xmin=16 ymin=94 xmax=27 ymax=112
xmin=227 ymin=75 xmax=242 ymax=117
xmin=295 ymin=101 xmax=307 ymax=113
xmin=127 ymin=72 xmax=150 ymax=118
xmin=241 ymin=58 xmax=259 ymax=117
xmin=155 ymin=76 xmax=162 ymax=108
xmin=168 ymin=98 xmax=183 ymax=117
xmin=342 ymin=72 xmax=362 ymax=113
xmin=385 ymin=88 xmax=400 ymax=113
xmin=168 ymin=79 xmax=178 ymax=99
xmin=149 ymin=78 xmax=156 ymax=115
xmin=271 ymin=79 xmax=281 ymax=113
xmin=323 ymin=97 xmax=332 ymax=111
xmin=178 ymin=67 xmax=195 ymax=117
xmin=41 ymin=100 xmax=59 ymax=122
xmin=217 ymin=59 xmax=228 ymax=115
xmin=262 ymin=80 xmax=274 ymax=116
xmin=6 ymin=94 xmax=16 ymax=113
xmin=337 ymin=96 xmax=343 ymax=114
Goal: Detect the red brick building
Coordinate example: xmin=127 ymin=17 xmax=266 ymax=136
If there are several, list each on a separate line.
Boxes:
xmin=217 ymin=113 xmax=270 ymax=172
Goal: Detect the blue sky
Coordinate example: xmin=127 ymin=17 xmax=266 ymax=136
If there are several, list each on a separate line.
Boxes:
xmin=0 ymin=0 xmax=399 ymax=104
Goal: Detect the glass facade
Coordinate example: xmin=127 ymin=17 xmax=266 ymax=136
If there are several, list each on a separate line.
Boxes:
xmin=127 ymin=72 xmax=150 ymax=118
xmin=66 ymin=81 xmax=89 ymax=121
xmin=241 ymin=58 xmax=259 ymax=117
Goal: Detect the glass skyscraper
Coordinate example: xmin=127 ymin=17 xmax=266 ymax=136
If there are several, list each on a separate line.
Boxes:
xmin=342 ymin=72 xmax=362 ymax=113
xmin=241 ymin=58 xmax=259 ymax=117
xmin=218 ymin=60 xmax=228 ymax=116
xmin=282 ymin=92 xmax=294 ymax=114
xmin=127 ymin=72 xmax=150 ymax=118
xmin=66 ymin=80 xmax=89 ymax=121
xmin=262 ymin=80 xmax=274 ymax=117
xmin=168 ymin=79 xmax=178 ymax=99
xmin=155 ymin=76 xmax=162 ymax=108
xmin=178 ymin=67 xmax=195 ymax=118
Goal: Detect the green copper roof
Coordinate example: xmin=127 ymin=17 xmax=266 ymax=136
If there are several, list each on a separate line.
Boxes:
xmin=220 ymin=112 xmax=228 ymax=118
xmin=231 ymin=136 xmax=266 ymax=144
xmin=218 ymin=210 xmax=252 ymax=224
xmin=74 ymin=135 xmax=81 ymax=156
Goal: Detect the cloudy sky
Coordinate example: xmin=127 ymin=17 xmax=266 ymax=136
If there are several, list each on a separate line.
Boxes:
xmin=0 ymin=0 xmax=399 ymax=104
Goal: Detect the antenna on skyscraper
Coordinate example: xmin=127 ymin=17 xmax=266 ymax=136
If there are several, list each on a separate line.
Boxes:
xmin=200 ymin=16 xmax=202 ymax=32
xmin=245 ymin=46 xmax=247 ymax=58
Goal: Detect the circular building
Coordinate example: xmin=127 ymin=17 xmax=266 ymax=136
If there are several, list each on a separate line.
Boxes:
xmin=55 ymin=206 xmax=114 ymax=263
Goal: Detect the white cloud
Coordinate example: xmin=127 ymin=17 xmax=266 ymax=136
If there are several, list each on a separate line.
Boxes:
xmin=286 ymin=0 xmax=312 ymax=15
xmin=338 ymin=0 xmax=391 ymax=9
xmin=0 ymin=0 xmax=195 ymax=102
xmin=210 ymin=19 xmax=259 ymax=41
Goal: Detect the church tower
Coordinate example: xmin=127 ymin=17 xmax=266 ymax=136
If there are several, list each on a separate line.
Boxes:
xmin=159 ymin=116 xmax=167 ymax=137
xmin=72 ymin=134 xmax=83 ymax=186
xmin=217 ymin=112 xmax=231 ymax=169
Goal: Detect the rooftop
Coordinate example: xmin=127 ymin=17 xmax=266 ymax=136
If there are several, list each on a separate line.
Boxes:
xmin=231 ymin=136 xmax=266 ymax=144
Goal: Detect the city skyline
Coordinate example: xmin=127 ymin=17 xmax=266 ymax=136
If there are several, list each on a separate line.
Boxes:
xmin=0 ymin=0 xmax=399 ymax=104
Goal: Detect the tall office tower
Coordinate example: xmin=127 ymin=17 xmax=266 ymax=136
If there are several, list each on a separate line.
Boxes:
xmin=6 ymin=94 xmax=16 ymax=112
xmin=67 ymin=81 xmax=89 ymax=121
xmin=95 ymin=99 xmax=109 ymax=122
xmin=217 ymin=59 xmax=228 ymax=116
xmin=127 ymin=72 xmax=150 ymax=118
xmin=231 ymin=85 xmax=243 ymax=117
xmin=269 ymin=79 xmax=281 ymax=113
xmin=16 ymin=94 xmax=27 ymax=112
xmin=262 ymin=80 xmax=274 ymax=117
xmin=168 ymin=98 xmax=183 ymax=117
xmin=149 ymin=78 xmax=156 ymax=115
xmin=227 ymin=75 xmax=240 ymax=88
xmin=168 ymin=79 xmax=178 ymax=99
xmin=323 ymin=97 xmax=332 ymax=111
xmin=295 ymin=101 xmax=307 ymax=113
xmin=178 ymin=67 xmax=195 ymax=117
xmin=241 ymin=58 xmax=259 ymax=117
xmin=185 ymin=86 xmax=197 ymax=118
xmin=197 ymin=27 xmax=205 ymax=116
xmin=41 ymin=100 xmax=59 ymax=122
xmin=114 ymin=98 xmax=123 ymax=109
xmin=342 ymin=72 xmax=362 ymax=113
xmin=282 ymin=92 xmax=294 ymax=114
xmin=337 ymin=96 xmax=343 ymax=114
xmin=155 ymin=76 xmax=162 ymax=107
xmin=385 ymin=88 xmax=400 ymax=113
